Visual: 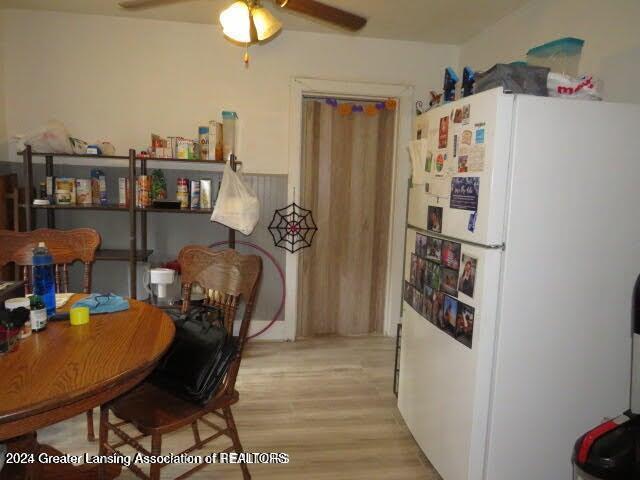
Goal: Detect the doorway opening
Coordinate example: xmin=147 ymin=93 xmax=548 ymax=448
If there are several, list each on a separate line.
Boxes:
xmin=296 ymin=95 xmax=398 ymax=337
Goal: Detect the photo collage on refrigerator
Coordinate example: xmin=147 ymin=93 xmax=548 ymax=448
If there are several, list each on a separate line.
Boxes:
xmin=404 ymin=232 xmax=477 ymax=348
xmin=416 ymin=101 xmax=486 ymax=235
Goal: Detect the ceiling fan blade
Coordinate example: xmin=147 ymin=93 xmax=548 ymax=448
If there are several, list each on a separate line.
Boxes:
xmin=276 ymin=0 xmax=367 ymax=31
xmin=118 ymin=0 xmax=189 ymax=9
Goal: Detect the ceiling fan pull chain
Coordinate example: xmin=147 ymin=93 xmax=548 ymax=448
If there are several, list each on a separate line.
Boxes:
xmin=244 ymin=44 xmax=250 ymax=67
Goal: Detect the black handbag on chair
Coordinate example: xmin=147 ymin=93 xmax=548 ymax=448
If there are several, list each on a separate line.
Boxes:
xmin=150 ymin=306 xmax=238 ymax=405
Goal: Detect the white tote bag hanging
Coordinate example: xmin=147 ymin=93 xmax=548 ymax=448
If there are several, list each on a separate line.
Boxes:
xmin=210 ymin=162 xmax=260 ymax=235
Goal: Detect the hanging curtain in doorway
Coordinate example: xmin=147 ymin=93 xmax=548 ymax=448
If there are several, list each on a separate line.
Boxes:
xmin=297 ymin=98 xmax=396 ymax=336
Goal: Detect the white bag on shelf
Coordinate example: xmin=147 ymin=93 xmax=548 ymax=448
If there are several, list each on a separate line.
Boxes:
xmin=15 ymin=120 xmax=107 ymax=155
xmin=16 ymin=120 xmax=75 ymax=154
xmin=211 ymin=162 xmax=260 ymax=235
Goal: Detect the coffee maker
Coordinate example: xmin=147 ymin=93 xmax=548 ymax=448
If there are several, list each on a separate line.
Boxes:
xmin=572 ymin=276 xmax=640 ymax=479
xmin=144 ymin=267 xmax=176 ymax=306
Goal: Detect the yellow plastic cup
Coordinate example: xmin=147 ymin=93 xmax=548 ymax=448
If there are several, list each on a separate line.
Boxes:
xmin=69 ymin=306 xmax=90 ymax=326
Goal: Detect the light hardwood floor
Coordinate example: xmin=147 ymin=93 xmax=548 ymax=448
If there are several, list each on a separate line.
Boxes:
xmin=39 ymin=336 xmax=441 ymax=479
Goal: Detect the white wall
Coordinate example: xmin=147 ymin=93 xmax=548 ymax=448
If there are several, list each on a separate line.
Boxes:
xmin=0 ymin=9 xmax=458 ymax=340
xmin=1 ymin=9 xmax=458 ymax=174
xmin=459 ymin=0 xmax=640 ymax=104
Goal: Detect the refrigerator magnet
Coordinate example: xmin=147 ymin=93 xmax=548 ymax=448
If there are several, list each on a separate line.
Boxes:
xmin=458 ymin=155 xmax=469 ymax=172
xmin=468 ymin=211 xmax=477 ymax=233
xmin=415 ymin=233 xmax=428 ymax=259
xmin=458 ymin=254 xmax=477 ymax=298
xmin=420 ymin=289 xmax=429 ymax=319
xmin=475 ymin=128 xmax=485 ymax=144
xmin=465 ymin=145 xmax=485 ymax=172
xmin=441 ymin=240 xmax=461 ymax=270
xmin=427 ymin=261 xmax=441 ymax=291
xmin=425 ymin=151 xmax=433 ymax=172
xmin=424 ymin=285 xmax=434 ymax=322
xmin=462 ymin=104 xmax=471 ymax=124
xmin=426 ymin=236 xmax=442 ymax=263
xmin=438 ymin=117 xmax=449 ymax=148
xmin=455 ymin=302 xmax=474 ymax=348
xmin=404 ymin=280 xmax=414 ymax=304
xmin=432 ymin=292 xmax=445 ymax=329
xmin=427 ymin=206 xmax=443 ymax=233
xmin=442 ymin=295 xmax=458 ymax=336
xmin=450 ymin=177 xmax=480 ymax=211
xmin=441 ymin=268 xmax=459 ymax=298
xmin=435 ymin=152 xmax=446 ymax=174
xmin=413 ymin=290 xmax=424 ymax=316
xmin=410 ymin=253 xmax=418 ymax=286
xmin=415 ymin=257 xmax=426 ymax=291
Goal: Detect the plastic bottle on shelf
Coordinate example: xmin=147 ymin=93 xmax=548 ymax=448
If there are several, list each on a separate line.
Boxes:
xmin=32 ymin=242 xmax=56 ymax=317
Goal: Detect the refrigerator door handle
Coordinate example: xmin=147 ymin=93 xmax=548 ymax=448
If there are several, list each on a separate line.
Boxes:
xmin=407 ymin=223 xmax=505 ymax=250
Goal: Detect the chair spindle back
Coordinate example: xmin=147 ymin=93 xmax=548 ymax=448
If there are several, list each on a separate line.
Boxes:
xmin=178 ymin=246 xmax=262 ymax=395
xmin=0 ymin=228 xmax=101 ymax=295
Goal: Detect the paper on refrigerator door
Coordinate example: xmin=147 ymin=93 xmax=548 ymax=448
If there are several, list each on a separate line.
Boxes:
xmin=427 ymin=178 xmax=450 ymax=198
xmin=408 ymin=139 xmax=431 ymax=185
xmin=428 ymin=151 xmax=451 ymax=198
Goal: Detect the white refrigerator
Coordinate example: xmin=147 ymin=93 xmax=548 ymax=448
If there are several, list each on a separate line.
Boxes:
xmin=398 ymin=87 xmax=640 ymax=480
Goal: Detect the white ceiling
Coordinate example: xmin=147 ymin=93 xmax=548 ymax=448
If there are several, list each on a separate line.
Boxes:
xmin=0 ymin=0 xmax=531 ymax=44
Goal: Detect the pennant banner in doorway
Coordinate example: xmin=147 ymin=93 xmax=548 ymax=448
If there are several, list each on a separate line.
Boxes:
xmin=324 ymin=98 xmax=397 ymax=117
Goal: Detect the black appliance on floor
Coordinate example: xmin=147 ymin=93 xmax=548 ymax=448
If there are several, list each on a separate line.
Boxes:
xmin=572 ymin=275 xmax=640 ymax=479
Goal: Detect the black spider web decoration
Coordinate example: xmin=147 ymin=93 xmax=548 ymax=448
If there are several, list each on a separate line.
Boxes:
xmin=268 ymin=202 xmax=318 ymax=253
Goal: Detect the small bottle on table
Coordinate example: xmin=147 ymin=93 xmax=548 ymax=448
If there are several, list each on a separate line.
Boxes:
xmin=30 ymin=295 xmax=47 ymax=333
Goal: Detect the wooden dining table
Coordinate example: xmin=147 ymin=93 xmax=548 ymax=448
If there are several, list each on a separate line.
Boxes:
xmin=0 ymin=294 xmax=175 ymax=479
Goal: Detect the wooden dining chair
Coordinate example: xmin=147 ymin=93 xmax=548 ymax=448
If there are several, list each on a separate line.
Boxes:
xmin=99 ymin=247 xmax=262 ymax=480
xmin=0 ymin=228 xmax=101 ymax=295
xmin=0 ymin=227 xmax=102 ymax=441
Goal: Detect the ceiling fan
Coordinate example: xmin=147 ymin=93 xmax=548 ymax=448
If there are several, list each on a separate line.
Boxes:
xmin=118 ymin=0 xmax=367 ymax=35
xmin=119 ymin=0 xmax=366 ymax=63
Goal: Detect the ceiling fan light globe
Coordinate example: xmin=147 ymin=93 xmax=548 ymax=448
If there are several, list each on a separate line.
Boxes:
xmin=251 ymin=6 xmax=282 ymax=41
xmin=219 ymin=1 xmax=252 ymax=43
